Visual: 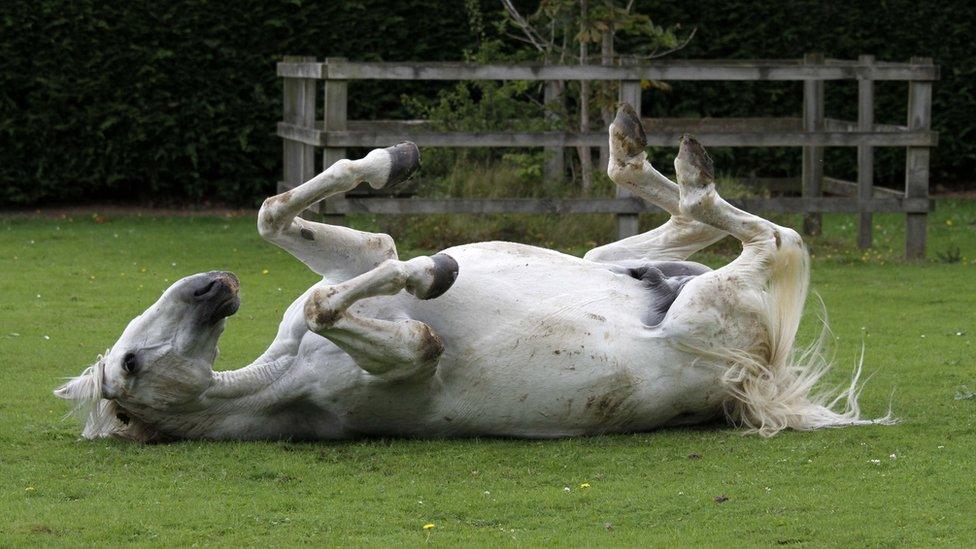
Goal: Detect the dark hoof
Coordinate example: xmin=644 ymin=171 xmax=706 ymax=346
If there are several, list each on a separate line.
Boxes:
xmin=677 ymin=134 xmax=715 ymax=182
xmin=384 ymin=142 xmax=421 ymax=187
xmin=421 ymin=253 xmax=459 ymax=300
xmin=612 ymin=103 xmax=647 ymax=157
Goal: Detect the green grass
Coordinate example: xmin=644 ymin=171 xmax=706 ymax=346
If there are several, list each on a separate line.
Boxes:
xmin=1 ymin=201 xmax=974 ymax=545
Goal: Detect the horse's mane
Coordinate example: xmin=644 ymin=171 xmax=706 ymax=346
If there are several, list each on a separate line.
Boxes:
xmin=55 ymin=351 xmax=160 ymax=443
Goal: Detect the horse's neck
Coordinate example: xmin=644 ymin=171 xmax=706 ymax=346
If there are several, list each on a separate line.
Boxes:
xmin=150 ymin=355 xmax=304 ymax=440
xmin=208 ymin=356 xmax=295 ymax=399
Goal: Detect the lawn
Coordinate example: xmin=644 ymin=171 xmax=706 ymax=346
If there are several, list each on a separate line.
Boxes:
xmin=1 ymin=201 xmax=974 ymax=545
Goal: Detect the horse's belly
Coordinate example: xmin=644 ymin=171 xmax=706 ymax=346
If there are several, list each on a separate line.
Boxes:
xmin=394 ymin=242 xmax=723 ymax=436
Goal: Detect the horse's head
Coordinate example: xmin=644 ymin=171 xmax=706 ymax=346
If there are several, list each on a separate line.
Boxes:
xmin=54 ymin=271 xmax=240 ymax=441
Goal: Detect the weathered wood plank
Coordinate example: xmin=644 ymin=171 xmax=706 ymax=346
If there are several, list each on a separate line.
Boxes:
xmin=617 ymin=57 xmax=641 ymax=239
xmin=283 ymin=127 xmax=937 ymax=148
xmin=905 ymin=56 xmax=934 ymax=260
xmin=858 ymin=55 xmax=876 ymax=249
xmin=321 ymin=57 xmax=349 ymax=221
xmin=543 ymin=80 xmax=564 ymax=184
xmin=303 ymin=60 xmax=939 ymax=81
xmin=281 ymin=56 xmax=317 ymax=216
xmin=314 ymin=196 xmax=932 ymax=215
xmin=342 ymin=117 xmax=915 ymax=135
xmin=737 ymin=176 xmax=902 ymax=198
xmin=802 ymin=53 xmax=825 ymax=236
xmin=823 ymin=177 xmax=902 ymax=198
xmin=277 ymin=62 xmax=325 ymax=79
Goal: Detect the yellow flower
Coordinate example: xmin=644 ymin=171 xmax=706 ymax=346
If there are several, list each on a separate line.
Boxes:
xmin=579 ymin=482 xmax=591 ymax=489
xmin=423 ymin=523 xmax=436 ymax=530
xmin=261 ymin=269 xmax=270 ymax=275
xmin=946 ymin=219 xmax=954 ymax=226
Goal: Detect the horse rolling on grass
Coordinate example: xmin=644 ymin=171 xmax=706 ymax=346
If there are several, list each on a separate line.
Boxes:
xmin=55 ymin=104 xmax=893 ymax=442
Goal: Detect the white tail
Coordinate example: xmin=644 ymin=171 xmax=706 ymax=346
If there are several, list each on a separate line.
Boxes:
xmin=693 ymin=242 xmax=895 ymax=437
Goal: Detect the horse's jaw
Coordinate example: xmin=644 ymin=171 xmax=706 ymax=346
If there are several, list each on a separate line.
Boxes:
xmin=121 ymin=356 xmax=298 ymax=441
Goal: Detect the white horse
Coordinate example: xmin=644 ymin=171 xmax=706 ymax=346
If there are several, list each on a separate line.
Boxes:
xmin=55 ymin=104 xmax=891 ymax=442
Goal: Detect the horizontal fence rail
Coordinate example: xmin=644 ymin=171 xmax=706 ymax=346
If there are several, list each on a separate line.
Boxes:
xmin=277 ymin=54 xmax=938 ymax=259
xmin=313 ymin=197 xmax=933 ymax=215
xmin=278 ymin=59 xmax=939 ymax=81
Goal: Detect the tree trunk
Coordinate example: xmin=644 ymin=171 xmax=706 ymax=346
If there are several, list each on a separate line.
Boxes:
xmin=577 ymin=0 xmax=593 ymax=194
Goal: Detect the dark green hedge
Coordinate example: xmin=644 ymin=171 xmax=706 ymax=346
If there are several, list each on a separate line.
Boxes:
xmin=0 ymin=0 xmax=498 ymax=206
xmin=2 ymin=0 xmax=972 ymax=207
xmin=635 ymin=0 xmax=975 ymax=188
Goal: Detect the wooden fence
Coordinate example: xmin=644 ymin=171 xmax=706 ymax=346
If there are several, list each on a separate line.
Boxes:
xmin=277 ymin=55 xmax=938 ymax=259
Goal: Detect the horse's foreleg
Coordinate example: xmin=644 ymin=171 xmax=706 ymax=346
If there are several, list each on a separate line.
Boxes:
xmin=584 ymin=104 xmax=726 ymax=263
xmin=258 ymin=143 xmax=420 ymax=281
xmin=303 ymin=254 xmax=459 ymax=380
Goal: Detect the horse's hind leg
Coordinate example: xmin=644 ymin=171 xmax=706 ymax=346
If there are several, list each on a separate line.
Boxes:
xmin=258 ymin=143 xmax=420 ymax=281
xmin=584 ymin=104 xmax=726 ymax=263
xmin=673 ymin=135 xmax=802 ymax=272
xmin=661 ymin=135 xmax=881 ymax=437
xmin=303 ymin=254 xmax=459 ymax=380
xmin=665 ymin=134 xmax=806 ymax=354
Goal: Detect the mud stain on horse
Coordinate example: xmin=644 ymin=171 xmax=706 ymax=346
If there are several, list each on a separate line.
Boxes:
xmin=583 ymin=369 xmax=637 ymax=423
xmin=417 ymin=323 xmax=445 ymax=362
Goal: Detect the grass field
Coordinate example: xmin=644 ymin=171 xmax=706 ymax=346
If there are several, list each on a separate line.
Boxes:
xmin=1 ymin=201 xmax=974 ymax=545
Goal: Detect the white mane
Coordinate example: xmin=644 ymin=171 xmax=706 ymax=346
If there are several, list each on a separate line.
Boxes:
xmin=54 ymin=350 xmax=158 ymax=442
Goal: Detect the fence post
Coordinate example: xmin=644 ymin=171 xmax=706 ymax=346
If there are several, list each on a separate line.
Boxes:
xmin=802 ymin=52 xmax=825 ymax=236
xmin=616 ymin=56 xmax=641 ymax=240
xmin=905 ymin=56 xmax=933 ymax=260
xmin=322 ymin=57 xmax=349 ymax=224
xmin=857 ymin=54 xmax=875 ymax=249
xmin=544 ymin=80 xmax=564 ymax=184
xmin=281 ymin=56 xmax=317 ymax=215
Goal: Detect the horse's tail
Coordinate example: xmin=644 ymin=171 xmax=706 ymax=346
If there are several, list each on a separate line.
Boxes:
xmin=705 ymin=236 xmax=894 ymax=437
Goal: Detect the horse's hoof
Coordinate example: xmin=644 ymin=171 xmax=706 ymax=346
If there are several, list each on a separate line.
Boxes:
xmin=611 ymin=103 xmax=646 ymax=157
xmin=418 ymin=253 xmax=459 ymax=300
xmin=676 ymin=134 xmax=715 ymax=185
xmin=384 ymin=141 xmax=421 ymax=187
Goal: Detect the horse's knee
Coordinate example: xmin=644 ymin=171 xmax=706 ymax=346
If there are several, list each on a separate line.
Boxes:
xmin=304 ymin=287 xmax=341 ymax=332
xmin=258 ymin=195 xmax=288 ymax=240
xmin=368 ymin=233 xmax=398 ymax=263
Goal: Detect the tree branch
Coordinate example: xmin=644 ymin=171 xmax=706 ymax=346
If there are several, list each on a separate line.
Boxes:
xmin=500 ymin=0 xmax=548 ymax=53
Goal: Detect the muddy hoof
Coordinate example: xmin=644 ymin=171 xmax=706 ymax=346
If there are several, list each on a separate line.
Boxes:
xmin=384 ymin=142 xmax=421 ymax=187
xmin=677 ymin=134 xmax=715 ymax=183
xmin=612 ymin=103 xmax=647 ymax=157
xmin=420 ymin=253 xmax=459 ymax=300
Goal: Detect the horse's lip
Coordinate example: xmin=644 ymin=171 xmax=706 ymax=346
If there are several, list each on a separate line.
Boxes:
xmin=210 ymin=293 xmax=241 ymax=322
xmin=211 ymin=294 xmax=240 ymax=321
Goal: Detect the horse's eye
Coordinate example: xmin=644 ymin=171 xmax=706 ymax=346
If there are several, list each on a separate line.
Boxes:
xmin=122 ymin=353 xmax=139 ymax=374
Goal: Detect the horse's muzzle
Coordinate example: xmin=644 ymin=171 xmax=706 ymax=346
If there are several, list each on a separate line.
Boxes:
xmin=193 ymin=271 xmax=240 ymax=321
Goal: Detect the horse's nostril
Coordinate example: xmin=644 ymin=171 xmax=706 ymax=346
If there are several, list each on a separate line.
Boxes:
xmin=194 ymin=280 xmax=218 ymax=298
